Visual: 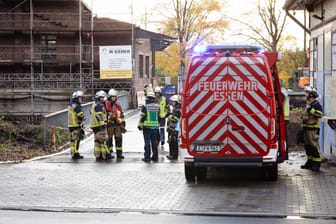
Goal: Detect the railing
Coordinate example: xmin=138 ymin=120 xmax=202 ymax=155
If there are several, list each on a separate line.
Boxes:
xmin=0 ymin=72 xmax=134 ymax=90
xmin=0 ymin=45 xmax=93 ymax=63
xmin=42 ymin=92 xmax=129 ymax=147
xmin=0 ymin=12 xmax=92 ymax=32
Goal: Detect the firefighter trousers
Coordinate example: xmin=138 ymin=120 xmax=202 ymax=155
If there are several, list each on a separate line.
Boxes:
xmin=107 ymin=125 xmax=123 ymax=154
xmin=303 ymin=129 xmax=322 ymax=167
xmin=92 ymin=126 xmax=108 ymax=159
xmin=69 ymin=127 xmax=81 ymax=156
xmin=143 ymin=128 xmax=159 ymax=161
xmin=168 ymin=130 xmax=179 ymax=159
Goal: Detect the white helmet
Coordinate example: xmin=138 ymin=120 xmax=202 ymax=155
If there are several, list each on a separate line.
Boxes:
xmin=146 ymin=91 xmax=155 ymax=98
xmin=154 ymin=87 xmax=161 ymax=93
xmin=72 ymin=90 xmax=84 ymax=98
xmin=170 ymin=95 xmax=179 ymax=102
xmin=108 ymin=89 xmax=118 ymax=97
xmin=304 ymin=85 xmax=315 ymax=92
xmin=95 ymin=90 xmax=107 ymax=99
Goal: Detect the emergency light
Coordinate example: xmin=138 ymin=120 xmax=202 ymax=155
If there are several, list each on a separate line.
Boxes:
xmin=193 ymin=44 xmax=265 ymax=55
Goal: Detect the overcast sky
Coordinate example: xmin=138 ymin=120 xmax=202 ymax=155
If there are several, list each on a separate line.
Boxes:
xmin=83 ymin=0 xmax=306 ymax=49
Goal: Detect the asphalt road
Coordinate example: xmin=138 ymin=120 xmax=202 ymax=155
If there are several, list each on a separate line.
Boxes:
xmin=1 ymin=111 xmax=336 ymax=223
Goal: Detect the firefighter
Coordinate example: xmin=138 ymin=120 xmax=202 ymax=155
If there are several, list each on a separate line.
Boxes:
xmin=105 ymin=89 xmax=126 ymax=159
xmin=144 ymin=84 xmax=153 ymax=97
xmin=280 ymin=79 xmax=290 ymax=159
xmin=301 ymin=89 xmax=323 ymax=172
xmin=166 ymin=95 xmax=181 ymax=160
xmin=68 ymin=90 xmax=85 ymax=160
xmin=138 ymin=91 xmax=160 ymax=162
xmin=90 ymin=90 xmax=113 ymax=161
xmin=154 ymin=86 xmax=167 ymax=149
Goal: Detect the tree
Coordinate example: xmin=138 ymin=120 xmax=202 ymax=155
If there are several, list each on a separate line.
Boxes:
xmin=155 ymin=43 xmax=181 ymax=85
xmin=228 ymin=0 xmax=287 ymax=52
xmin=156 ymin=0 xmax=228 ymax=89
xmin=277 ymin=48 xmax=305 ymax=90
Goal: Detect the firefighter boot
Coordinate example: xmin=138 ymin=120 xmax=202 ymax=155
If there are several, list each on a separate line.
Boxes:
xmin=300 ymin=160 xmax=312 ymax=169
xmin=310 ymin=161 xmax=320 ymax=172
xmin=116 ymin=150 xmax=124 ymax=159
xmin=105 ymin=153 xmax=115 ymax=160
xmin=72 ymin=153 xmax=84 ymax=160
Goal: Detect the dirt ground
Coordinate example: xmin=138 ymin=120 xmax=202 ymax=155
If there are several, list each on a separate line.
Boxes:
xmin=0 ymin=120 xmax=65 ymax=162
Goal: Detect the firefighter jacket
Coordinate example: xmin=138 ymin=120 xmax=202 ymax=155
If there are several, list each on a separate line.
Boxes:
xmin=167 ymin=103 xmax=181 ymax=132
xmin=68 ymin=99 xmax=84 ymax=128
xmin=156 ymin=95 xmax=167 ymax=118
xmin=138 ymin=101 xmax=160 ymax=129
xmin=281 ymin=87 xmax=290 ymax=121
xmin=301 ymin=98 xmax=323 ymax=130
xmin=90 ymin=100 xmax=106 ymax=128
xmin=105 ymin=100 xmax=125 ymax=127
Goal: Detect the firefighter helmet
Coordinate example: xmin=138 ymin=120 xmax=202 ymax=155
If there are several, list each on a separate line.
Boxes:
xmin=72 ymin=90 xmax=84 ymax=99
xmin=308 ymin=90 xmax=319 ymax=99
xmin=95 ymin=90 xmax=107 ymax=99
xmin=108 ymin=89 xmax=118 ymax=97
xmin=304 ymin=85 xmax=313 ymax=92
xmin=146 ymin=91 xmax=155 ymax=98
xmin=170 ymin=95 xmax=179 ymax=102
xmin=154 ymin=87 xmax=161 ymax=93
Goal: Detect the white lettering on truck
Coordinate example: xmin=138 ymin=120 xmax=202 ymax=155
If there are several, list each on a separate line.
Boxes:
xmin=198 ymin=81 xmax=258 ymax=101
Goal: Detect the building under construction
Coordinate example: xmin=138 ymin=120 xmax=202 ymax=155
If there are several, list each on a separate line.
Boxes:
xmin=0 ymin=0 xmax=174 ymax=119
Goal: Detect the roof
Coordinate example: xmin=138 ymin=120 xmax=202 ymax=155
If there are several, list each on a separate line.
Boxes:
xmin=283 ymin=0 xmax=318 ymax=10
xmin=94 ymin=17 xmax=175 ymax=51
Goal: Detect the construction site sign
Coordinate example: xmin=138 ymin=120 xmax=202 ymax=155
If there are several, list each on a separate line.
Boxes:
xmin=99 ymin=45 xmax=132 ymax=79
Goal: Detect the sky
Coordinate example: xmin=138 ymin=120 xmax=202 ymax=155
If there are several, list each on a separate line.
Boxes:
xmin=83 ymin=0 xmax=306 ymax=49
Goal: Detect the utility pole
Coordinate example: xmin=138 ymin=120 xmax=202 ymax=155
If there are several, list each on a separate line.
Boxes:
xmin=79 ymin=0 xmax=83 ymax=89
xmin=91 ymin=0 xmax=94 ymax=98
xmin=30 ymin=0 xmax=34 ymax=118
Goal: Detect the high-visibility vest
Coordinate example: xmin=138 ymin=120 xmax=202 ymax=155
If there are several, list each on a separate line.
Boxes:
xmin=283 ymin=96 xmax=290 ymax=121
xmin=141 ymin=103 xmax=159 ymax=128
xmin=157 ymin=96 xmax=167 ymax=118
xmin=68 ymin=102 xmax=84 ymax=128
xmin=90 ymin=101 xmax=106 ymax=128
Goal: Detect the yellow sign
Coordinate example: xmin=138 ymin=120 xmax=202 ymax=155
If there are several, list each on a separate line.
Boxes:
xmin=100 ymin=69 xmax=132 ymax=79
xmin=99 ymin=45 xmax=132 ymax=79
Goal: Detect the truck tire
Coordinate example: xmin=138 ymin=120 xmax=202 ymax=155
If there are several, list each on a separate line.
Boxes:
xmin=262 ymin=162 xmax=278 ymax=181
xmin=185 ymin=162 xmax=195 ymax=182
xmin=196 ymin=167 xmax=207 ymax=181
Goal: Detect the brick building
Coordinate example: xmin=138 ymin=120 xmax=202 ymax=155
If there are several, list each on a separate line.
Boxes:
xmin=0 ymin=0 xmax=174 ymax=116
xmin=284 ymin=0 xmax=336 ymax=160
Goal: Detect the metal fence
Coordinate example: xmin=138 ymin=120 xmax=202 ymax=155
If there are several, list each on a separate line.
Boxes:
xmin=42 ymin=93 xmax=129 ymax=147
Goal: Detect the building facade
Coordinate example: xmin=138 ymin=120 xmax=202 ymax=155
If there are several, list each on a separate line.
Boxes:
xmin=284 ymin=0 xmax=336 ymax=161
xmin=0 ymin=0 xmax=174 ymax=117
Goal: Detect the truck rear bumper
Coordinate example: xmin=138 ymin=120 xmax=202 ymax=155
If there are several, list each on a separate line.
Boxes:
xmin=180 ymin=147 xmax=278 ymax=167
xmin=194 ymin=156 xmax=263 ymax=168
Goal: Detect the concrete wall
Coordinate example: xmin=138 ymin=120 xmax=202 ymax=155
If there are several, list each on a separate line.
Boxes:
xmin=309 ymin=0 xmax=336 ymax=161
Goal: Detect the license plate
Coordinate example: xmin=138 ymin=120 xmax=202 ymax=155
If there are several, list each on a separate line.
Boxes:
xmin=194 ymin=145 xmax=221 ymax=152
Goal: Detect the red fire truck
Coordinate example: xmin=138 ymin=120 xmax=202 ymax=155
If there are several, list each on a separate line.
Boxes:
xmin=180 ymin=45 xmax=287 ymax=181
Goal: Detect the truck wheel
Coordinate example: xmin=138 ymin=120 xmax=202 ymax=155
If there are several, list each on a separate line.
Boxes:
xmin=262 ymin=163 xmax=278 ymax=181
xmin=196 ymin=167 xmax=207 ymax=181
xmin=185 ymin=162 xmax=195 ymax=182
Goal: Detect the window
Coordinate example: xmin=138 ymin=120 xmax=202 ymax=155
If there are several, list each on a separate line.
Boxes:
xmin=139 ymin=54 xmax=144 ymax=78
xmin=145 ymin=55 xmax=150 ymax=77
xmin=41 ymin=35 xmax=56 ymax=60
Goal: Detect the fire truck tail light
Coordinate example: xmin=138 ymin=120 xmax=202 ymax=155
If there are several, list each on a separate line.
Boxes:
xmin=270 ymin=118 xmax=275 ymax=140
xmin=181 ymin=118 xmax=186 ymax=139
